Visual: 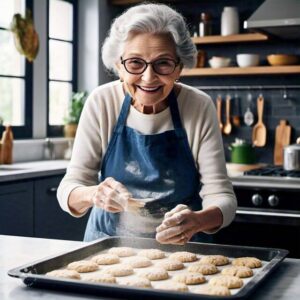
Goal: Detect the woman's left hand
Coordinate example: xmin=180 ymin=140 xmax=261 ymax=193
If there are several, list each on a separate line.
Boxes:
xmin=155 ymin=206 xmax=200 ymax=245
xmin=155 ymin=205 xmax=223 ymax=245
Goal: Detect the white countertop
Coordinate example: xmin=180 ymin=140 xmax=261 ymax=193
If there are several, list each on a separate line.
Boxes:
xmin=0 ymin=160 xmax=69 ymax=182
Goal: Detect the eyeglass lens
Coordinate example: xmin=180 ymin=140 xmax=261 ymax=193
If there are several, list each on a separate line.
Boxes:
xmin=123 ymin=58 xmax=177 ymax=75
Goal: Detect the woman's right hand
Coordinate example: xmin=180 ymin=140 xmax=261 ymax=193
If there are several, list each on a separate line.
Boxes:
xmin=92 ymin=177 xmax=132 ymax=213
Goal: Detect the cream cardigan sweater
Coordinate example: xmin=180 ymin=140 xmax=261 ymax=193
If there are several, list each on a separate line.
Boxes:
xmin=57 ymin=80 xmax=237 ymax=229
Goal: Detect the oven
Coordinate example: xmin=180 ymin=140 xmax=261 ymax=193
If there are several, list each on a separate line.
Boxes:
xmin=215 ymin=166 xmax=300 ymax=258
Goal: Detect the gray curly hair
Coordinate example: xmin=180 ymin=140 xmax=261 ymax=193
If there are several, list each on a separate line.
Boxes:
xmin=101 ymin=3 xmax=197 ymax=75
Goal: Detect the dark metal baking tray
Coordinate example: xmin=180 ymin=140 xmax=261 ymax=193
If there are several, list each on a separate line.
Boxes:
xmin=8 ymin=237 xmax=288 ymax=299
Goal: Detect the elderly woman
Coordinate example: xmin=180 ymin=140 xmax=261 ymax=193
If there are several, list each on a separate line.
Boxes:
xmin=57 ymin=3 xmax=236 ymax=244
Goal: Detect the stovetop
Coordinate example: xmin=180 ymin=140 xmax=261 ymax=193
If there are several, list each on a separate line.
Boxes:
xmin=229 ymin=165 xmax=300 ymax=190
xmin=244 ymin=165 xmax=300 ymax=178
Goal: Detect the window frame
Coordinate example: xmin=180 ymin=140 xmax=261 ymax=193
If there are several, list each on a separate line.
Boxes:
xmin=46 ymin=0 xmax=78 ymax=137
xmin=0 ymin=0 xmax=33 ymax=139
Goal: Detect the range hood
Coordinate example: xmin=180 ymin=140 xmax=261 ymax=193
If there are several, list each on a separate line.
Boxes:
xmin=244 ymin=0 xmax=300 ymax=39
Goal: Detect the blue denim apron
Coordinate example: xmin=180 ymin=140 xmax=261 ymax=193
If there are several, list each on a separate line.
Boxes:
xmin=84 ymin=89 xmax=210 ymax=242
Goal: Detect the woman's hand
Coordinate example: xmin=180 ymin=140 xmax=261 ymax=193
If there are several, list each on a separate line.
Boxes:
xmin=92 ymin=177 xmax=132 ymax=213
xmin=155 ymin=204 xmax=223 ymax=245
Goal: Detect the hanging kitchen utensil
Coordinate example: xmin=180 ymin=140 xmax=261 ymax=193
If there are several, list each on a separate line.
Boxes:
xmin=232 ymin=90 xmax=241 ymax=127
xmin=216 ymin=95 xmax=223 ymax=131
xmin=244 ymin=91 xmax=254 ymax=126
xmin=223 ymin=95 xmax=232 ymax=135
xmin=252 ymin=94 xmax=267 ymax=147
xmin=274 ymin=120 xmax=291 ymax=165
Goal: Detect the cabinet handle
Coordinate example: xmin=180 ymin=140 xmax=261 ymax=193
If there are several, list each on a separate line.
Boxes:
xmin=47 ymin=187 xmax=58 ymax=194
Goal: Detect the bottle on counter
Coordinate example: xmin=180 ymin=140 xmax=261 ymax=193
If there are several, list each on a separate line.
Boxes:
xmin=199 ymin=12 xmax=212 ymax=37
xmin=1 ymin=125 xmax=14 ymax=164
xmin=221 ymin=7 xmax=239 ymax=36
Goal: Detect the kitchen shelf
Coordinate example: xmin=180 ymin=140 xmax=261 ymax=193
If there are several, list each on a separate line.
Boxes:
xmin=191 ymin=33 xmax=269 ymax=44
xmin=181 ymin=66 xmax=300 ymax=77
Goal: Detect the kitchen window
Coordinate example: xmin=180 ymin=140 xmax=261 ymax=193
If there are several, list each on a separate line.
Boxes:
xmin=47 ymin=0 xmax=77 ymax=137
xmin=0 ymin=0 xmax=33 ymax=138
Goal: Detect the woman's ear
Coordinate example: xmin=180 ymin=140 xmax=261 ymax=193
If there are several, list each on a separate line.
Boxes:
xmin=115 ymin=62 xmax=124 ymax=82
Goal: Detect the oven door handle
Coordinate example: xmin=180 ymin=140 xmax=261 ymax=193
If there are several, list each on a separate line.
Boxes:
xmin=236 ymin=209 xmax=300 ymax=218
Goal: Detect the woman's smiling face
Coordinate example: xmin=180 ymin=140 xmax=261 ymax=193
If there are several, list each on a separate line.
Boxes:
xmin=116 ymin=32 xmax=182 ymax=107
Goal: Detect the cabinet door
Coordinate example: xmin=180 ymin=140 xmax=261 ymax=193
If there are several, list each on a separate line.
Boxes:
xmin=34 ymin=176 xmax=90 ymax=241
xmin=0 ymin=181 xmax=34 ymax=236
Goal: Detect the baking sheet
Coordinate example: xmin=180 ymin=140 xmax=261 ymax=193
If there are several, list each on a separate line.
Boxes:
xmin=8 ymin=237 xmax=288 ymax=299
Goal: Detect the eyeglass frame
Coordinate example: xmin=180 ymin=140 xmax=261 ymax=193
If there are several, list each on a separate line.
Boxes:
xmin=120 ymin=56 xmax=181 ymax=75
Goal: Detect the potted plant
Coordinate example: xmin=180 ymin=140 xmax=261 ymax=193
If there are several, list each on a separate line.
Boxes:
xmin=64 ymin=91 xmax=87 ymax=138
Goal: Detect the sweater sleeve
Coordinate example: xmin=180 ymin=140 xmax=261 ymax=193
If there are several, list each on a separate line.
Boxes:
xmin=196 ymin=95 xmax=237 ymax=231
xmin=57 ymin=90 xmax=103 ymax=217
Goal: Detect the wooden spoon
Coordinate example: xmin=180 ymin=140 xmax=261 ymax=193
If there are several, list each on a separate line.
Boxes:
xmin=223 ymin=95 xmax=232 ymax=135
xmin=252 ymin=95 xmax=267 ymax=147
xmin=216 ymin=96 xmax=223 ymax=131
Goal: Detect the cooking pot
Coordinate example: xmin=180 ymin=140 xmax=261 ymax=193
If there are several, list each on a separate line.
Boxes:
xmin=228 ymin=139 xmax=256 ymax=164
xmin=283 ymin=137 xmax=300 ymax=171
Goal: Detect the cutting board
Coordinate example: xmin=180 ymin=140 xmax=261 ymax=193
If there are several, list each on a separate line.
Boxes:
xmin=274 ymin=120 xmax=291 ymax=165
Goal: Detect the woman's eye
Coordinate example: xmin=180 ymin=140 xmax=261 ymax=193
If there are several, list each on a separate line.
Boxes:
xmin=156 ymin=60 xmax=172 ymax=66
xmin=128 ymin=59 xmax=144 ymax=67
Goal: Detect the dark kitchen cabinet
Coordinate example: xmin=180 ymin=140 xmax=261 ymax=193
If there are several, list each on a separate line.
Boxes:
xmin=0 ymin=181 xmax=34 ymax=236
xmin=0 ymin=175 xmax=89 ymax=241
xmin=34 ymin=175 xmax=90 ymax=241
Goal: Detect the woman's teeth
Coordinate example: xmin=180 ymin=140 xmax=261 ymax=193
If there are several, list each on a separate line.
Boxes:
xmin=138 ymin=86 xmax=161 ymax=92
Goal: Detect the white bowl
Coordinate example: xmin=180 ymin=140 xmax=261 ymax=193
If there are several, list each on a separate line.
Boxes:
xmin=236 ymin=54 xmax=260 ymax=67
xmin=209 ymin=56 xmax=231 ymax=68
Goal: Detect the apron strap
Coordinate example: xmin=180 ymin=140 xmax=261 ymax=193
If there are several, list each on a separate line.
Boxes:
xmin=114 ymin=93 xmax=132 ymax=133
xmin=169 ymin=88 xmax=186 ymax=138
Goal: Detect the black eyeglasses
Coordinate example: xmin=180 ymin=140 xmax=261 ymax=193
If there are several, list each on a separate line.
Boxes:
xmin=120 ymin=57 xmax=180 ymax=75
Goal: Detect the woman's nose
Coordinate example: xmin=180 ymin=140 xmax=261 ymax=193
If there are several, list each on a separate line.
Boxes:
xmin=142 ymin=64 xmax=157 ymax=81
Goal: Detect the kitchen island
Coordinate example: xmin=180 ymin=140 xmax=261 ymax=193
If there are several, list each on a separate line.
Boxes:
xmin=1 ymin=235 xmax=299 ymax=299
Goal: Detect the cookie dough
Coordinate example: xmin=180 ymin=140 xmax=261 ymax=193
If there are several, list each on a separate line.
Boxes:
xmin=138 ymin=267 xmax=169 ymax=281
xmin=67 ymin=260 xmax=98 ymax=273
xmin=221 ymin=266 xmax=253 ymax=278
xmin=46 ymin=269 xmax=81 ymax=279
xmin=91 ymin=254 xmax=120 ymax=265
xmin=119 ymin=277 xmax=152 ymax=288
xmin=155 ymin=282 xmax=188 ymax=292
xmin=200 ymin=255 xmax=229 ymax=266
xmin=158 ymin=259 xmax=184 ymax=271
xmin=82 ymin=273 xmax=116 ymax=283
xmin=209 ymin=275 xmax=243 ymax=289
xmin=123 ymin=256 xmax=152 ymax=268
xmin=169 ymin=251 xmax=197 ymax=262
xmin=194 ymin=285 xmax=231 ymax=296
xmin=138 ymin=249 xmax=166 ymax=260
xmin=188 ymin=263 xmax=218 ymax=275
xmin=102 ymin=263 xmax=134 ymax=277
xmin=232 ymin=257 xmax=262 ymax=268
xmin=173 ymin=272 xmax=206 ymax=285
xmin=108 ymin=247 xmax=135 ymax=257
